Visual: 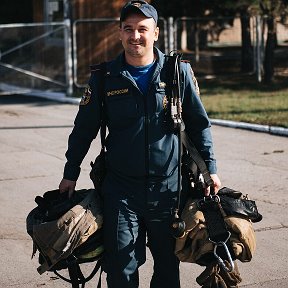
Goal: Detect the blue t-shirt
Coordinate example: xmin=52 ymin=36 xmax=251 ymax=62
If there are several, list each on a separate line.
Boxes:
xmin=126 ymin=61 xmax=156 ymax=95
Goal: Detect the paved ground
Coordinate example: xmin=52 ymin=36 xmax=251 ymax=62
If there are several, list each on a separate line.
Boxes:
xmin=0 ymin=94 xmax=287 ymax=288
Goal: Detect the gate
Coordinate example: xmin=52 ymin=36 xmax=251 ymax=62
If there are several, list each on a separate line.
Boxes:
xmin=0 ymin=21 xmax=72 ymax=96
xmin=1 ymin=16 xmax=286 ymax=97
xmin=0 ymin=17 xmax=168 ymax=96
xmin=72 ymin=17 xmax=168 ymax=88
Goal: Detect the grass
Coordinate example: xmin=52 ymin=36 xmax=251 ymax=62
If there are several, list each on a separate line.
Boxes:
xmin=73 ymin=73 xmax=288 ymax=128
xmin=199 ymin=75 xmax=288 ymax=128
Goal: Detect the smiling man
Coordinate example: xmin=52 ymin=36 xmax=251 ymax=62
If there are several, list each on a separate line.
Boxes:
xmin=59 ymin=1 xmax=221 ymax=287
xmin=119 ymin=3 xmax=159 ymax=65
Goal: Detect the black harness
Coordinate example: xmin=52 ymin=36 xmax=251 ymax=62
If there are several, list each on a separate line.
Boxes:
xmin=166 ymin=52 xmax=235 ymax=272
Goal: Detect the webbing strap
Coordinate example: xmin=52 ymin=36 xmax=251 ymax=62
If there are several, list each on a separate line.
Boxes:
xmin=98 ymin=62 xmax=107 ymax=150
xmin=198 ymin=197 xmax=229 ymax=243
xmin=53 ymin=257 xmax=103 ymax=288
xmin=181 ymin=131 xmax=214 ymax=188
xmin=67 ymin=261 xmax=82 ymax=288
xmin=166 ymin=53 xmax=234 ymax=270
xmin=166 ymin=52 xmax=183 ymax=215
xmin=198 ymin=196 xmax=235 ymax=271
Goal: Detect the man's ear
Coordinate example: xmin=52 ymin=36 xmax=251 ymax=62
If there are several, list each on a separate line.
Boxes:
xmin=119 ymin=27 xmax=122 ymax=41
xmin=154 ymin=27 xmax=160 ymax=41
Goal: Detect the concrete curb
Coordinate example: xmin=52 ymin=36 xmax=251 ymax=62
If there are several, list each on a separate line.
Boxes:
xmin=25 ymin=91 xmax=81 ymax=104
xmin=1 ymin=85 xmax=287 ymax=137
xmin=32 ymin=91 xmax=287 ymax=138
xmin=31 ymin=91 xmax=287 ymax=137
xmin=18 ymin=94 xmax=288 ymax=138
xmin=211 ymin=119 xmax=288 ymax=137
xmin=0 ymin=83 xmax=81 ymax=105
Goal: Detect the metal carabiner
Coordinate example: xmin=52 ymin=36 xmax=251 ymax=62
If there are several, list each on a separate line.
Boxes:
xmin=197 ymin=194 xmax=220 ymax=209
xmin=213 ymin=240 xmax=234 ymax=272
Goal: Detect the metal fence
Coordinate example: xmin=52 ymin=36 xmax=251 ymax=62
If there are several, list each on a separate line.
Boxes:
xmin=0 ymin=16 xmax=287 ymax=97
xmin=173 ymin=16 xmax=288 ymax=81
xmin=72 ymin=17 xmax=168 ymax=87
xmin=0 ymin=21 xmax=72 ymax=95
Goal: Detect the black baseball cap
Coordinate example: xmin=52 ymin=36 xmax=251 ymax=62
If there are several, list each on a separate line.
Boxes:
xmin=120 ymin=0 xmax=158 ymax=24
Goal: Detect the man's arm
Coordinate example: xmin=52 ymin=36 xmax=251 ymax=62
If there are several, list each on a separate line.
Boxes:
xmin=181 ymin=62 xmax=221 ymax=193
xmin=59 ymin=71 xmax=102 ymax=193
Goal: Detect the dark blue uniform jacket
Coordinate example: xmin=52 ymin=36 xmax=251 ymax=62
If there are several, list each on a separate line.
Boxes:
xmin=63 ymin=47 xmax=216 ymax=182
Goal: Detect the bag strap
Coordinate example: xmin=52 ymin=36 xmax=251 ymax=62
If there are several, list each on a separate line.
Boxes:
xmin=197 ymin=195 xmax=235 ymax=272
xmin=167 ymin=54 xmax=235 ymax=271
xmin=53 ymin=257 xmax=103 ymax=288
xmin=181 ymin=131 xmax=214 ymax=188
xmin=166 ymin=52 xmax=184 ymax=219
xmin=97 ymin=62 xmax=107 ymax=150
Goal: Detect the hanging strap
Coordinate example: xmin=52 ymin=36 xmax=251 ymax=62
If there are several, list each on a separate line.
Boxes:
xmin=197 ymin=195 xmax=235 ymax=272
xmin=98 ymin=62 xmax=107 ymax=151
xmin=53 ymin=256 xmax=103 ymax=288
xmin=167 ymin=52 xmax=234 ymax=271
xmin=166 ymin=52 xmax=184 ymax=219
xmin=181 ymin=131 xmax=214 ymax=188
xmin=181 ymin=129 xmax=235 ymax=272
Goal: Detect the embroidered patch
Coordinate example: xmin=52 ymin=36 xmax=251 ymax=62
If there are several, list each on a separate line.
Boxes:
xmin=80 ymin=85 xmax=92 ymax=105
xmin=163 ymin=95 xmax=168 ymax=110
xmin=159 ymin=82 xmax=166 ymax=89
xmin=132 ymin=2 xmax=141 ymax=7
xmin=190 ymin=67 xmax=200 ymax=97
xmin=107 ymin=88 xmax=129 ymax=97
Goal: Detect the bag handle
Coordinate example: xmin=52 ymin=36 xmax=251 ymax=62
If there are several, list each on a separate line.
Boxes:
xmin=181 ymin=131 xmax=214 ymax=188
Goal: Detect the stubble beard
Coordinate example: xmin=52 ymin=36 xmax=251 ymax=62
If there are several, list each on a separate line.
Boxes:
xmin=126 ymin=43 xmax=145 ymax=58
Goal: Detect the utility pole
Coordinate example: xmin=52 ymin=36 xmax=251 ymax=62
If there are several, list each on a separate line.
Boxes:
xmin=63 ymin=0 xmax=73 ymax=96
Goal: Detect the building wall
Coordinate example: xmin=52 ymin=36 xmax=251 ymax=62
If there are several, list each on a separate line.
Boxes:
xmin=32 ymin=0 xmax=44 ymax=22
xmin=73 ymin=0 xmax=123 ymax=19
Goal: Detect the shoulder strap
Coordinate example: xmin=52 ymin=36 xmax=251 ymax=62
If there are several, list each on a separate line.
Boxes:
xmin=165 ymin=52 xmax=183 ymax=131
xmin=181 ymin=131 xmax=214 ymax=187
xmin=95 ymin=62 xmax=107 ymax=149
xmin=166 ymin=52 xmax=214 ymax=188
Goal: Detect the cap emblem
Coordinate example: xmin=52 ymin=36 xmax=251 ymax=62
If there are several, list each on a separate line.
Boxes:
xmin=132 ymin=2 xmax=142 ymax=7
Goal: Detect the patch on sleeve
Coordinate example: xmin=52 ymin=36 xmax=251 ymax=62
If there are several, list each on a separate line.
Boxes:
xmin=159 ymin=82 xmax=166 ymax=89
xmin=163 ymin=95 xmax=168 ymax=110
xmin=190 ymin=67 xmax=200 ymax=97
xmin=80 ymin=85 xmax=92 ymax=105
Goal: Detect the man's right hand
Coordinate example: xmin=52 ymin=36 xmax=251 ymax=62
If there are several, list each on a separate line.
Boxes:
xmin=59 ymin=178 xmax=76 ymax=198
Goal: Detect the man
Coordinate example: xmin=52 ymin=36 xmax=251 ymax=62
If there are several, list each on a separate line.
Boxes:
xmin=59 ymin=1 xmax=221 ymax=287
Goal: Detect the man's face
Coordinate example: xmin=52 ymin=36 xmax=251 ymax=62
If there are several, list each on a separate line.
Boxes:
xmin=119 ymin=13 xmax=159 ymax=60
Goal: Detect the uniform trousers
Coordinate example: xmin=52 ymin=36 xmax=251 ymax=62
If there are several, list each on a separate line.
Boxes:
xmin=102 ymin=172 xmax=180 ymax=288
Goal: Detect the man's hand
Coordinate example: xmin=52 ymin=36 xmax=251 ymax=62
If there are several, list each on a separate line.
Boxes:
xmin=59 ymin=178 xmax=76 ymax=198
xmin=204 ymin=174 xmax=221 ymax=196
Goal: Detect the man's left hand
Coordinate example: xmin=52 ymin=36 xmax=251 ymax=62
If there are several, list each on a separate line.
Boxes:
xmin=204 ymin=174 xmax=221 ymax=196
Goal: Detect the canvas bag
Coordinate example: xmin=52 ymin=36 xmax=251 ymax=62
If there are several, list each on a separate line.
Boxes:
xmin=26 ymin=188 xmax=103 ymax=274
xmin=174 ymin=188 xmax=259 ymax=265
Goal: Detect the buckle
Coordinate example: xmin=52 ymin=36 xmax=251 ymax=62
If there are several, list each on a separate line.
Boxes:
xmin=210 ymin=231 xmax=234 ymax=272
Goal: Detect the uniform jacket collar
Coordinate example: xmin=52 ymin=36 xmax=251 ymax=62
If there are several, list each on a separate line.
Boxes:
xmin=107 ymin=47 xmax=166 ymax=77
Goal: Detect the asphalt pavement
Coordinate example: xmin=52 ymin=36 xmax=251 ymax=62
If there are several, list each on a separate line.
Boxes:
xmin=0 ymin=94 xmax=287 ymax=288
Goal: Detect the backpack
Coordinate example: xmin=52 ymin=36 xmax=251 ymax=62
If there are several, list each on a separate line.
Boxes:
xmin=26 ymin=188 xmax=103 ymax=288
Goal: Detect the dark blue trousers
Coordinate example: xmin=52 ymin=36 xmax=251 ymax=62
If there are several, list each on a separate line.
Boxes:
xmin=102 ymin=172 xmax=180 ymax=288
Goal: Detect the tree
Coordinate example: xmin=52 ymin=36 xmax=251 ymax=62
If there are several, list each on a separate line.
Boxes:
xmin=152 ymin=0 xmax=288 ymax=81
xmin=260 ymin=0 xmax=284 ymax=83
xmin=212 ymin=0 xmax=259 ymax=73
xmin=153 ymin=0 xmax=256 ymax=72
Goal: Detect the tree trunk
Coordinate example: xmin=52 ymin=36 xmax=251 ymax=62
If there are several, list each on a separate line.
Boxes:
xmin=240 ymin=11 xmax=253 ymax=73
xmin=263 ymin=16 xmax=276 ymax=83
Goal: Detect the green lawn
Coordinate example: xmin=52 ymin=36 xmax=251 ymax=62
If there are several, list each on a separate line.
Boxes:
xmin=199 ymin=76 xmax=288 ymax=128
